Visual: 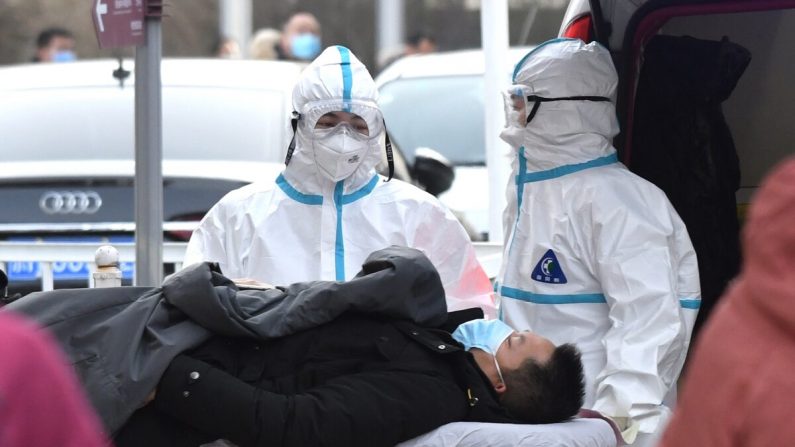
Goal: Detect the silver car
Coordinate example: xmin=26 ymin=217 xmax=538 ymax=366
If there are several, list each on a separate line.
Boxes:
xmin=0 ymin=58 xmax=303 ymax=293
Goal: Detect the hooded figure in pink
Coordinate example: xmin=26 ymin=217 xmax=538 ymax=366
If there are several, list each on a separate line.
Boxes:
xmin=660 ymin=156 xmax=795 ymax=446
xmin=0 ymin=311 xmax=108 ymax=446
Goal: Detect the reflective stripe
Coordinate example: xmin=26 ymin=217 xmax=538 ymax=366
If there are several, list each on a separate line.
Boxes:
xmin=680 ymin=298 xmax=701 ymax=309
xmin=333 ymin=174 xmax=380 ymax=281
xmin=516 ymin=153 xmax=618 ymax=184
xmin=512 ymin=37 xmax=611 ymax=83
xmin=276 ymin=174 xmax=323 ymax=205
xmin=333 ymin=181 xmax=346 ymax=281
xmin=337 ymin=46 xmax=353 ymax=113
xmin=341 ymin=174 xmax=378 ymax=204
xmin=504 ymin=149 xmax=527 ymax=262
xmin=516 ymin=148 xmax=527 ymax=208
xmin=502 ymin=286 xmax=701 ymax=308
xmin=512 ymin=37 xmax=578 ymax=82
xmin=501 ymin=286 xmax=607 ymax=304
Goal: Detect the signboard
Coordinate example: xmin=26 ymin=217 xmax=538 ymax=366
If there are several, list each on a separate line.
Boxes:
xmin=91 ymin=0 xmax=146 ymax=49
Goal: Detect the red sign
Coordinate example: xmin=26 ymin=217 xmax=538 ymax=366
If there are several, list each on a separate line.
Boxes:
xmin=91 ymin=0 xmax=146 ymax=49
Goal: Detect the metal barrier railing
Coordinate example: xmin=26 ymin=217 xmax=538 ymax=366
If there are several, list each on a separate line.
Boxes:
xmin=0 ymin=241 xmax=504 ymax=292
xmin=0 ymin=242 xmax=186 ymax=291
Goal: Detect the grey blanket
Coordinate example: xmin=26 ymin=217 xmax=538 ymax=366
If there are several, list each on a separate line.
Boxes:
xmin=5 ymin=246 xmax=447 ymax=433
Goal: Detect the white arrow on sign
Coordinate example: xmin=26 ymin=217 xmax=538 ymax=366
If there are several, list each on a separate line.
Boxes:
xmin=95 ymin=0 xmax=108 ymax=33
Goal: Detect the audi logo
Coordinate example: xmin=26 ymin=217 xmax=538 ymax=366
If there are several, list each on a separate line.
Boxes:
xmin=39 ymin=191 xmax=103 ymax=215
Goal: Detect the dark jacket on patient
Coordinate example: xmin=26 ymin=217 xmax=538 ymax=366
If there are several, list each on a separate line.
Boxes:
xmin=115 ymin=310 xmax=514 ymax=447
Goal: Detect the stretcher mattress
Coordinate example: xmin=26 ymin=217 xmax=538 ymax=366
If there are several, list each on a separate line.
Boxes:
xmin=397 ymin=418 xmax=617 ymax=447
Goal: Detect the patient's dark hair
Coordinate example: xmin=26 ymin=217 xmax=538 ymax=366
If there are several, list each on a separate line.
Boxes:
xmin=499 ymin=343 xmax=584 ymax=423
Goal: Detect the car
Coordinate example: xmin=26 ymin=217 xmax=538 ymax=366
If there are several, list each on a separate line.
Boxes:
xmin=0 ymin=58 xmax=304 ymax=294
xmin=0 ymin=57 xmax=442 ymax=295
xmin=558 ymin=0 xmax=795 ymax=327
xmin=375 ymin=47 xmax=535 ymax=240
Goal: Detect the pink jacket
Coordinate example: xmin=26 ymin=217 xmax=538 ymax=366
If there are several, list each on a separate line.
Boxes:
xmin=659 ymin=157 xmax=795 ymax=446
xmin=0 ymin=311 xmax=109 ymax=446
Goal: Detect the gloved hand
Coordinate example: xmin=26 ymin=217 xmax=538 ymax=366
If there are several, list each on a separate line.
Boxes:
xmin=608 ymin=416 xmax=640 ymax=445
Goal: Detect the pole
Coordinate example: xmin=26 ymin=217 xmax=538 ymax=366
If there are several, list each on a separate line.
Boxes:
xmin=481 ymin=0 xmax=511 ymax=243
xmin=134 ymin=5 xmax=163 ymax=286
xmin=219 ymin=0 xmax=253 ymax=57
xmin=376 ymin=0 xmax=405 ymax=65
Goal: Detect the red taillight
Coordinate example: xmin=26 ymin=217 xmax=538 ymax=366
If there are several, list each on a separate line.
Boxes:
xmin=562 ymin=14 xmax=593 ymax=42
xmin=166 ymin=213 xmax=206 ymax=242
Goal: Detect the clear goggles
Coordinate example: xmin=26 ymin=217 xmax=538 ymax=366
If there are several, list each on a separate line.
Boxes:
xmin=297 ymin=99 xmax=385 ymax=141
xmin=502 ymin=84 xmax=611 ymax=127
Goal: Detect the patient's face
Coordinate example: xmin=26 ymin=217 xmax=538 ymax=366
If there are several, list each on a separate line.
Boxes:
xmin=496 ymin=331 xmax=555 ymax=371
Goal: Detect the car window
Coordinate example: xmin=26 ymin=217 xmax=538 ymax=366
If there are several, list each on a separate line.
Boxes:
xmin=378 ymin=75 xmax=485 ymax=166
xmin=0 ymin=86 xmax=286 ymax=163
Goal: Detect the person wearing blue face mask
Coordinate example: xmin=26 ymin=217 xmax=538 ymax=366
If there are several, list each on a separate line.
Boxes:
xmin=117 ymin=310 xmax=586 ymax=445
xmin=32 ymin=27 xmax=77 ymax=63
xmin=452 ymin=318 xmax=585 ymax=423
xmin=276 ymin=12 xmax=322 ymax=61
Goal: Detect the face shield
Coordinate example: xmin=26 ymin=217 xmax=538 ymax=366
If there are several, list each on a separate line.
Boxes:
xmin=502 ymin=85 xmax=531 ymax=129
xmin=502 ymin=85 xmax=612 ymax=128
xmin=299 ymin=99 xmax=384 ymax=142
xmin=291 ymin=100 xmax=387 ymax=182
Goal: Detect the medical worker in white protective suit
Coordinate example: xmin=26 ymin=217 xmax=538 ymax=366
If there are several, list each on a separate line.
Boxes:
xmin=496 ymin=38 xmax=701 ymax=445
xmin=184 ymin=46 xmax=495 ymax=317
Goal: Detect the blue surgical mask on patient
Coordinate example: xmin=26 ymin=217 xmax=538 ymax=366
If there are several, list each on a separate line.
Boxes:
xmin=452 ymin=319 xmax=513 ymax=384
xmin=452 ymin=319 xmax=514 ymax=355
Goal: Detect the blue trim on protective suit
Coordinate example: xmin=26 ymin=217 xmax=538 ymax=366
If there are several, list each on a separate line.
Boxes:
xmin=516 ymin=148 xmax=527 ymax=208
xmin=512 ymin=37 xmax=578 ymax=82
xmin=337 ymin=46 xmax=353 ymax=113
xmin=333 ymin=181 xmax=346 ymax=281
xmin=501 ymin=286 xmax=607 ymax=304
xmin=680 ymin=298 xmax=701 ymax=309
xmin=276 ymin=174 xmax=323 ymax=205
xmin=512 ymin=37 xmax=611 ymax=83
xmin=332 ymin=174 xmax=380 ymax=281
xmin=516 ymin=153 xmax=618 ymax=184
xmin=341 ymin=174 xmax=379 ymax=204
xmin=504 ymin=149 xmax=528 ymax=263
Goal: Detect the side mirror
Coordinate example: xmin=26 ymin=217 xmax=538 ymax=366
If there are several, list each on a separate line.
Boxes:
xmin=413 ymin=147 xmax=455 ymax=197
xmin=0 ymin=269 xmax=7 ymax=298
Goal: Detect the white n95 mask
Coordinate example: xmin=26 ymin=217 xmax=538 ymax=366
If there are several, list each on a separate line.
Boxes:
xmin=312 ymin=125 xmax=371 ymax=182
xmin=452 ymin=319 xmax=514 ymax=355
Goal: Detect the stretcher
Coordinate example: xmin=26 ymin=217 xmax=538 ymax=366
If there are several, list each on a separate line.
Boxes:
xmin=397 ymin=413 xmax=619 ymax=447
xmin=197 ymin=417 xmax=619 ymax=447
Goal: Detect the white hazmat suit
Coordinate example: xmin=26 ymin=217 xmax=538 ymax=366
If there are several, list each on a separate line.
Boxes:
xmin=185 ymin=46 xmax=495 ymax=317
xmin=496 ymin=39 xmax=701 ymax=441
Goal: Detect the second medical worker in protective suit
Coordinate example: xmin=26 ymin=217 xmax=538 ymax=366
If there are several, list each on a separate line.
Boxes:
xmin=185 ymin=46 xmax=495 ymax=317
xmin=496 ymin=38 xmax=701 ymax=445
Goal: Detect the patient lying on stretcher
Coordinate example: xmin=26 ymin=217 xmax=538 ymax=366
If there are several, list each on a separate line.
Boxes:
xmin=115 ymin=309 xmax=585 ymax=447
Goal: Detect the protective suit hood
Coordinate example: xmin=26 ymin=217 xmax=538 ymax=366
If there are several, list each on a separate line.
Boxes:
xmin=286 ymin=46 xmax=385 ymax=193
xmin=737 ymin=157 xmax=795 ymax=331
xmin=506 ymin=38 xmax=619 ymax=171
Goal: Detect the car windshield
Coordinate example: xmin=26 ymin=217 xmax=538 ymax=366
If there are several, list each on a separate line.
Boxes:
xmin=1 ymin=86 xmax=286 ymax=162
xmin=379 ymin=75 xmax=484 ymax=166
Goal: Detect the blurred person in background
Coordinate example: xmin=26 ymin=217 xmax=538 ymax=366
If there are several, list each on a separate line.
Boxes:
xmin=212 ymin=35 xmax=241 ymax=59
xmin=184 ymin=45 xmax=496 ymax=318
xmin=405 ymin=32 xmax=437 ymax=56
xmin=32 ymin=27 xmax=76 ymax=63
xmin=276 ymin=11 xmax=322 ymax=61
xmin=377 ymin=31 xmax=438 ymax=71
xmin=659 ymin=157 xmax=795 ymax=447
xmin=248 ymin=28 xmax=281 ymax=60
xmin=0 ymin=310 xmax=108 ymax=446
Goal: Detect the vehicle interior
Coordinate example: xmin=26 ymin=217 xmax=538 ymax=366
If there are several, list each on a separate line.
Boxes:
xmin=570 ymin=0 xmax=795 ymax=334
